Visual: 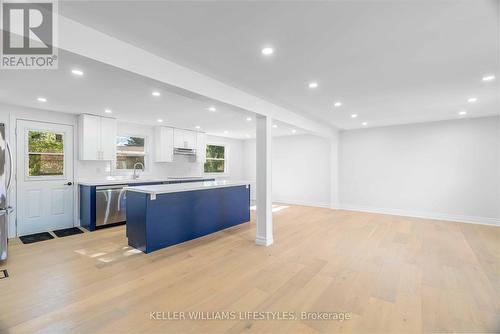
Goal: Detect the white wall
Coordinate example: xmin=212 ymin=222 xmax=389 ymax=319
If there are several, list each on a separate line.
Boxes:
xmin=339 ymin=116 xmax=500 ymax=225
xmin=0 ymin=103 xmax=245 ymax=237
xmin=242 ymin=139 xmax=256 ymax=199
xmin=243 ymin=134 xmax=332 ymax=207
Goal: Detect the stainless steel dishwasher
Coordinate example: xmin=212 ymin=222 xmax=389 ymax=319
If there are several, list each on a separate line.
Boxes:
xmin=96 ymin=185 xmax=127 ymax=228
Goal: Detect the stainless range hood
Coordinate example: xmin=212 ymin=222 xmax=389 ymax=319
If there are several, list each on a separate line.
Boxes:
xmin=174 ymin=147 xmax=196 ymax=155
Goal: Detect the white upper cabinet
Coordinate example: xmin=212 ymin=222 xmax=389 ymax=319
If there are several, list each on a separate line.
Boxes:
xmin=154 ymin=126 xmax=174 ymax=162
xmin=78 ymin=114 xmax=117 ymax=161
xmin=184 ymin=130 xmax=197 ymax=149
xmin=78 ymin=114 xmax=100 ymax=160
xmin=99 ymin=117 xmax=117 ymax=160
xmin=173 ymin=129 xmax=196 ymax=149
xmin=173 ymin=129 xmax=184 ymax=148
xmin=157 ymin=127 xmax=204 ymax=163
xmin=196 ymin=132 xmax=206 ymax=163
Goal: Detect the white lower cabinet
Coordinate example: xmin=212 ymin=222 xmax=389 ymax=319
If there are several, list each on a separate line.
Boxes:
xmin=78 ymin=114 xmax=117 ymax=161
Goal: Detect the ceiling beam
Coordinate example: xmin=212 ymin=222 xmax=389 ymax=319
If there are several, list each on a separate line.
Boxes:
xmin=56 ymin=15 xmax=336 ymax=139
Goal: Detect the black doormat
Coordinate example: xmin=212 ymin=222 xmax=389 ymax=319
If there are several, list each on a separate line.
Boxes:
xmin=0 ymin=269 xmax=8 ymax=279
xmin=19 ymin=232 xmax=54 ymax=244
xmin=53 ymin=227 xmax=84 ymax=238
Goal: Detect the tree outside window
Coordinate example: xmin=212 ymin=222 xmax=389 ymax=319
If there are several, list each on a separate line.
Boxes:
xmin=204 ymin=144 xmax=226 ymax=173
xmin=27 ymin=130 xmax=64 ymax=176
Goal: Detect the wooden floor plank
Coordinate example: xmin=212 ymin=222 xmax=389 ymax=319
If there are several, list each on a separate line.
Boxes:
xmin=0 ymin=205 xmax=499 ymax=333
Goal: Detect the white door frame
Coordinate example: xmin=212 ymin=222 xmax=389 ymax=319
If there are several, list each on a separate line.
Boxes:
xmin=15 ymin=119 xmax=76 ymax=236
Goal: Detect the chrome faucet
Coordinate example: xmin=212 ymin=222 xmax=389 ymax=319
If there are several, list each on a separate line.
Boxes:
xmin=132 ymin=162 xmax=145 ymax=180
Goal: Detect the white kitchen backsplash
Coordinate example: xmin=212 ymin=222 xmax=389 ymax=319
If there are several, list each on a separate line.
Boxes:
xmin=75 ymin=156 xmax=204 ymax=181
xmin=165 ymin=154 xmax=204 ymax=177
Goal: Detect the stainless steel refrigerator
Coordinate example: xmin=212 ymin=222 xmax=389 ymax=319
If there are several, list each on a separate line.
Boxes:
xmin=0 ymin=123 xmax=13 ymax=261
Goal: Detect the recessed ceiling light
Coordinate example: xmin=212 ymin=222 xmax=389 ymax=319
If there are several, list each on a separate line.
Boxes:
xmin=195 ymin=125 xmax=201 ymax=129
xmin=104 ymin=109 xmax=112 ymax=114
xmin=272 ymin=124 xmax=278 ymax=128
xmin=261 ymin=47 xmax=274 ymax=56
xmin=152 ymin=91 xmax=161 ymax=97
xmin=224 ymin=130 xmax=228 ymax=134
xmin=308 ymin=81 xmax=319 ymax=89
xmin=458 ymin=110 xmax=467 ymax=116
xmin=37 ymin=97 xmax=47 ymax=103
xmin=362 ymin=122 xmax=368 ymax=126
xmin=333 ymin=101 xmax=342 ymax=108
xmin=291 ymin=129 xmax=297 ymax=134
xmin=246 ymin=117 xmax=252 ymax=121
xmin=482 ymin=75 xmax=495 ymax=82
xmin=157 ymin=118 xmax=163 ymax=123
xmin=351 ymin=114 xmax=358 ymax=118
xmin=467 ymin=97 xmax=478 ymax=103
xmin=208 ymin=107 xmax=216 ymax=112
xmin=71 ymin=69 xmax=84 ymax=76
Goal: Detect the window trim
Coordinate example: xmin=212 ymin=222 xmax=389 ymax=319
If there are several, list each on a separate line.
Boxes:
xmin=113 ymin=134 xmax=149 ymax=174
xmin=204 ymin=142 xmax=228 ymax=176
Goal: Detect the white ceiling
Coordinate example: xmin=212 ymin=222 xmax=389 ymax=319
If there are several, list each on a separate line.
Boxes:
xmin=58 ymin=0 xmax=500 ymax=129
xmin=0 ymin=50 xmax=303 ymax=139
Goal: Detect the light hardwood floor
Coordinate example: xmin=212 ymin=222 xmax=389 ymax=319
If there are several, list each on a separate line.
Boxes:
xmin=0 ymin=205 xmax=499 ymax=333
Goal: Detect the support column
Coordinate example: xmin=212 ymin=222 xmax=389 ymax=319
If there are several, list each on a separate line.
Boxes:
xmin=330 ymin=129 xmax=340 ymax=209
xmin=255 ymin=115 xmax=273 ymax=246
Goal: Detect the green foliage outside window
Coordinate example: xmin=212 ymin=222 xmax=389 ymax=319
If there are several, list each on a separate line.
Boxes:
xmin=206 ymin=145 xmax=225 ymax=159
xmin=28 ymin=131 xmax=63 ymax=153
xmin=27 ymin=131 xmax=64 ymax=176
xmin=204 ymin=145 xmax=225 ymax=173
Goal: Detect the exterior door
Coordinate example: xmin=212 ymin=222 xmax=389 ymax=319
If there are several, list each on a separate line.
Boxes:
xmin=16 ymin=120 xmax=74 ymax=236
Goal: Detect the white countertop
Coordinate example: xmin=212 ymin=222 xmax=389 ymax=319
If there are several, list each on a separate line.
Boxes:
xmin=78 ymin=177 xmax=213 ymax=186
xmin=125 ymin=180 xmax=250 ymax=199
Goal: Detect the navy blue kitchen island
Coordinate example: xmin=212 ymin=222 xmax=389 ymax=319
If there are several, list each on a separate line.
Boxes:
xmin=125 ymin=181 xmax=251 ymax=253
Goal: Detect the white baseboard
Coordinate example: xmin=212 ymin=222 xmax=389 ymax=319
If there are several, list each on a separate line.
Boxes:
xmin=273 ymin=198 xmax=331 ymax=209
xmin=339 ymin=204 xmax=500 ymax=227
xmin=255 ymin=236 xmax=274 ymax=246
xmin=250 ymin=196 xmax=331 ymax=209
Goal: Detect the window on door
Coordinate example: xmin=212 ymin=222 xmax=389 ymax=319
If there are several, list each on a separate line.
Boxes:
xmin=27 ymin=130 xmax=64 ymax=177
xmin=204 ymin=144 xmax=226 ymax=173
xmin=116 ymin=136 xmax=146 ymax=169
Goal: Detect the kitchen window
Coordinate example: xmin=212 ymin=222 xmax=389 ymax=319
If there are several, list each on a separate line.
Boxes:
xmin=116 ymin=136 xmax=146 ymax=170
xmin=204 ymin=144 xmax=226 ymax=173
